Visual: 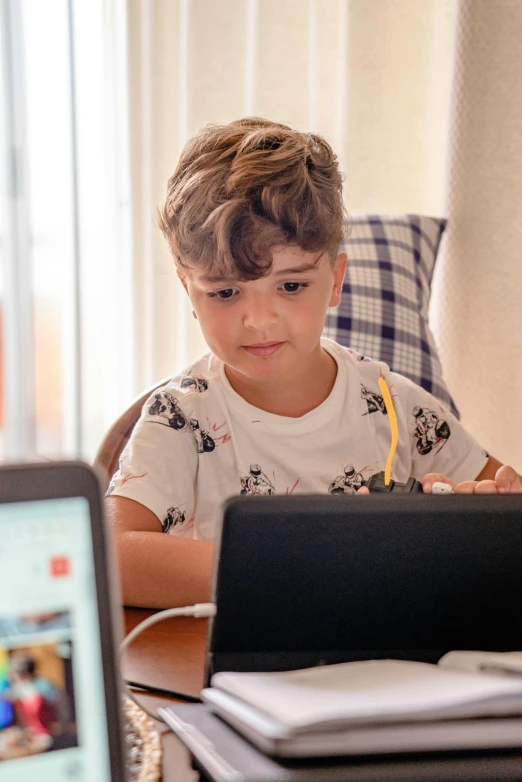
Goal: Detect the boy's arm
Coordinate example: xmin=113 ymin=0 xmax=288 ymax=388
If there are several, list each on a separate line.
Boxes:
xmin=423 ymin=456 xmax=522 ymax=494
xmin=106 ymin=495 xmax=214 ymax=609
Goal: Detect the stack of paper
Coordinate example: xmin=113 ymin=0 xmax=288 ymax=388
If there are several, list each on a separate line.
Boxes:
xmin=201 ymin=655 xmax=522 ymax=757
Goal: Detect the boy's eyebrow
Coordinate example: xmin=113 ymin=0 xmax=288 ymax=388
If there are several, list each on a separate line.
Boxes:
xmin=198 ymin=273 xmax=234 ymax=283
xmin=199 ymin=262 xmax=319 ymax=284
xmin=274 ymin=262 xmax=320 ymax=276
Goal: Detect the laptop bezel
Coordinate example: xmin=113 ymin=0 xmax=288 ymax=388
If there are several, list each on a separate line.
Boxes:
xmin=0 ymin=461 xmax=127 ymax=782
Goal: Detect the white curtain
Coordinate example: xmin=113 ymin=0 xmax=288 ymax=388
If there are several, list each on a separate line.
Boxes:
xmin=431 ymin=0 xmax=522 ymax=472
xmin=127 ymin=0 xmax=522 ymax=470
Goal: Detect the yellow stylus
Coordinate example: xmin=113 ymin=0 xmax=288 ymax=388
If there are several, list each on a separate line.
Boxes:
xmin=378 ymin=376 xmax=398 ymax=486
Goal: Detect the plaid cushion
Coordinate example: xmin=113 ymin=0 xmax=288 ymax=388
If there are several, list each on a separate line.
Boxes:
xmin=323 ymin=214 xmax=459 ymax=417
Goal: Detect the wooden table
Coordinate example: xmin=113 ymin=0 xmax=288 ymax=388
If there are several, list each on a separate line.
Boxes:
xmin=123 ymin=609 xmax=522 ymax=782
xmin=123 ymin=608 xmax=209 ymax=782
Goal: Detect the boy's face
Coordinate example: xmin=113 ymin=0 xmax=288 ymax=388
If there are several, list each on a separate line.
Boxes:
xmin=180 ymin=246 xmax=347 ymax=390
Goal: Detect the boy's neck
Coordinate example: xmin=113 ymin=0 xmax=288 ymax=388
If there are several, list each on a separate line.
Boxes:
xmin=224 ymin=347 xmax=338 ymax=418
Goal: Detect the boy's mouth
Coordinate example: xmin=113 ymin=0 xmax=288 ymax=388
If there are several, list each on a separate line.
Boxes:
xmin=243 ymin=342 xmax=284 ymax=357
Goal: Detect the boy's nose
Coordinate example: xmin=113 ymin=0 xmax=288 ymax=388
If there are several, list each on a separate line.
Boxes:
xmin=243 ymin=297 xmax=278 ymax=332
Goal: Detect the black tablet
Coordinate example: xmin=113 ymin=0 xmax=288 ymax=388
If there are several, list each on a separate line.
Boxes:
xmin=0 ymin=461 xmax=126 ymax=781
xmin=206 ymin=492 xmax=522 ymax=682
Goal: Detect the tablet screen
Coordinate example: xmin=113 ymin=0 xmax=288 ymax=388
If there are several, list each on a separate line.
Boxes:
xmin=0 ymin=496 xmax=112 ymax=782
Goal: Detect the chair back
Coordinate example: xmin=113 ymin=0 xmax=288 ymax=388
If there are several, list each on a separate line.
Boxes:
xmin=93 ymin=377 xmax=172 ymax=493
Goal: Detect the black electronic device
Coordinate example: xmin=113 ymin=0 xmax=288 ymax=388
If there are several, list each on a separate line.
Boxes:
xmin=363 ymin=470 xmax=423 ymax=493
xmin=206 ymin=492 xmax=522 ymax=683
xmin=160 ymin=703 xmax=522 ymax=782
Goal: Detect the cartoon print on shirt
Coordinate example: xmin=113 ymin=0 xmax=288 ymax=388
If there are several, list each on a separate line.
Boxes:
xmin=361 ymin=384 xmax=387 ymax=416
xmin=411 ymin=406 xmax=451 ymax=455
xmin=188 ymin=417 xmax=215 ymax=453
xmin=208 ymin=419 xmax=232 ymax=446
xmin=347 ymin=349 xmax=371 ymax=362
xmin=107 ymin=471 xmax=138 ymax=496
xmin=180 ymin=376 xmax=209 ymax=393
xmin=240 ymin=464 xmax=276 ymax=496
xmin=328 ymin=465 xmax=367 ymax=494
xmin=148 ymin=389 xmax=228 ymax=453
xmin=286 ymin=478 xmax=300 ymax=495
xmin=162 ymin=506 xmax=186 ymax=533
xmin=148 ymin=391 xmax=187 ymax=430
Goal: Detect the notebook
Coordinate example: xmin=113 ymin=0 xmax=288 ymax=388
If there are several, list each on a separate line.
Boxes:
xmin=200 ymin=655 xmax=522 ymax=757
xmin=0 ymin=461 xmax=126 ymax=781
xmin=205 ymin=493 xmax=522 ymax=682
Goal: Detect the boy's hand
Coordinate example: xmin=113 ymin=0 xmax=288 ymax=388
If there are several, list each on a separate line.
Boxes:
xmin=423 ymin=464 xmax=522 ymax=494
xmin=356 ymin=485 xmax=370 ymax=495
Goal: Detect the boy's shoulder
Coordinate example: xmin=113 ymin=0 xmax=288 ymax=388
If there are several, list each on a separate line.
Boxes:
xmin=324 ymin=338 xmax=424 ymax=399
xmin=324 ymin=338 xmax=390 ymax=380
xmin=143 ymin=352 xmax=222 ymax=412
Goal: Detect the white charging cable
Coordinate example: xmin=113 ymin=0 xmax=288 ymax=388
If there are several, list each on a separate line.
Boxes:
xmin=120 ymin=602 xmax=217 ymax=722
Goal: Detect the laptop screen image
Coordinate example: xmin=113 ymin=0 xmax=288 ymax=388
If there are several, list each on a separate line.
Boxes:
xmin=0 ymin=464 xmax=124 ymax=782
xmin=207 ymin=493 xmax=522 ymax=682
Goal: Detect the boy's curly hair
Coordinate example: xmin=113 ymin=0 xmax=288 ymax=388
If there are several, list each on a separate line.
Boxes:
xmin=159 ymin=117 xmax=345 ymax=280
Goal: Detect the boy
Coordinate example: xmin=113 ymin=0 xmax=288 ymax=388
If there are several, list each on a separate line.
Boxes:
xmin=106 ymin=117 xmax=521 ymax=609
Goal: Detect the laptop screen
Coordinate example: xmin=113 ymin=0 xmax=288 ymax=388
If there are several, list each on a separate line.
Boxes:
xmin=0 ymin=496 xmax=112 ymax=781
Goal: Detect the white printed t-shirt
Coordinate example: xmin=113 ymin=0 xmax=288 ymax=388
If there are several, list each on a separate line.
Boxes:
xmin=108 ymin=338 xmax=488 ymax=541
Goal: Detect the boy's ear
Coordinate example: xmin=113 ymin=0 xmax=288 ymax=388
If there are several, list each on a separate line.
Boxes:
xmin=329 ymin=252 xmax=348 ymax=308
xmin=178 ymin=273 xmax=189 ymax=294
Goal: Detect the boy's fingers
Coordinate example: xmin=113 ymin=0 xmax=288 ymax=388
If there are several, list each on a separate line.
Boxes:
xmin=456 ymin=480 xmax=500 ymax=494
xmin=495 ymin=465 xmax=522 ymax=493
xmin=356 ymin=486 xmax=370 ymax=495
xmin=423 ymin=467 xmax=522 ymax=495
xmin=422 ymin=473 xmax=457 ymax=493
xmin=455 ymin=481 xmax=479 ymax=494
xmin=474 ymin=480 xmax=499 ymax=494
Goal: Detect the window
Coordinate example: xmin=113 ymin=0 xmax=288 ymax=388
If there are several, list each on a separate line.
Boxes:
xmin=0 ymin=0 xmax=133 ymax=462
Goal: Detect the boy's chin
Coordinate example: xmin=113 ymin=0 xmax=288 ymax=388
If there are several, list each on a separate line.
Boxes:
xmin=234 ymin=358 xmax=286 ymax=378
xmin=225 ymin=354 xmax=290 ymax=383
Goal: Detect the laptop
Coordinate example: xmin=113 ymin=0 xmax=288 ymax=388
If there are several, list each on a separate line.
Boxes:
xmin=159 ymin=492 xmax=522 ymax=780
xmin=0 ymin=461 xmax=126 ymax=782
xmin=206 ymin=492 xmax=522 ymax=681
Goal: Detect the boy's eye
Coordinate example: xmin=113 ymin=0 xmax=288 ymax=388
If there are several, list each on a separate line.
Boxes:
xmin=210 ymin=288 xmax=238 ymax=300
xmin=280 ymin=282 xmax=307 ymax=294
